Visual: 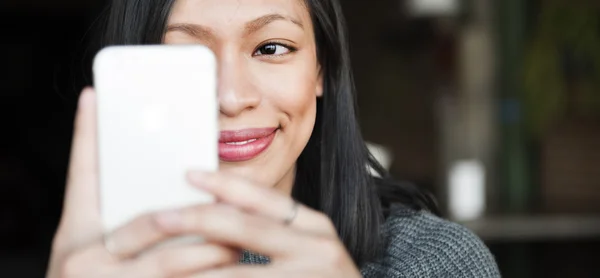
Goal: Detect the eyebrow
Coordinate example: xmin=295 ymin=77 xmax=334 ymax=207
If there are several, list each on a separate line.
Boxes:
xmin=166 ymin=13 xmax=304 ymax=40
xmin=244 ymin=13 xmax=304 ymax=36
xmin=166 ymin=24 xmax=215 ymax=43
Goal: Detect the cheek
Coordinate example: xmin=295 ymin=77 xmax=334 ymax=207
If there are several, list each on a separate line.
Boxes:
xmin=251 ymin=61 xmax=318 ymax=122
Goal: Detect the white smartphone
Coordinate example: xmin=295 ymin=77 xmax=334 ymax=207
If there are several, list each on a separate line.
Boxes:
xmin=93 ymin=45 xmax=218 ymax=236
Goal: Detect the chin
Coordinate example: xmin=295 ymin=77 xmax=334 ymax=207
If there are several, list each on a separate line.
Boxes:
xmin=218 ymin=155 xmax=296 ymax=192
xmin=218 ymin=161 xmax=273 ymax=186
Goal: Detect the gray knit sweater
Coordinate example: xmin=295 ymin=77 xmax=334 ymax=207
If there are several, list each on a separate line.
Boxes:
xmin=240 ymin=206 xmax=501 ymax=277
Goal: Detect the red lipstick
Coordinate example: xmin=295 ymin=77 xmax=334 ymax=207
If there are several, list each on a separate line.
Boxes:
xmin=218 ymin=128 xmax=278 ymax=162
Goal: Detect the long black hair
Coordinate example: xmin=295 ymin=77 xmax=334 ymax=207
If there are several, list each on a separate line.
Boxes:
xmin=95 ymin=0 xmax=438 ymax=267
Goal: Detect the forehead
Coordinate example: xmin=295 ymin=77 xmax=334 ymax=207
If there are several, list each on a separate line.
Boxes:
xmin=169 ymin=0 xmax=310 ymax=27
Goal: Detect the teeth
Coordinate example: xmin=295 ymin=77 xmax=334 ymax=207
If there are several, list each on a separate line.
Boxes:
xmin=225 ymin=138 xmax=257 ymax=145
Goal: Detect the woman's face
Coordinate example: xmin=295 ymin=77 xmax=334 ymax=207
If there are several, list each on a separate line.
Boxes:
xmin=165 ymin=0 xmax=322 ymax=193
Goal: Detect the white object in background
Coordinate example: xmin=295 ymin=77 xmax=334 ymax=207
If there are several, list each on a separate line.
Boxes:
xmin=366 ymin=142 xmax=394 ymax=177
xmin=406 ymin=0 xmax=460 ymax=16
xmin=448 ymin=160 xmax=486 ymax=221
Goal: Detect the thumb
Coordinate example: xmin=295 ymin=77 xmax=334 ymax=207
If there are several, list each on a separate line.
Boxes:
xmin=55 ymin=87 xmax=102 ymax=248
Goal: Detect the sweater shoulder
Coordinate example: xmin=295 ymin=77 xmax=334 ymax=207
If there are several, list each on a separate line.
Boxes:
xmin=361 ymin=206 xmax=501 ymax=278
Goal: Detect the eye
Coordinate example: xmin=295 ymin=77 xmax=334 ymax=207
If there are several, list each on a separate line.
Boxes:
xmin=253 ymin=43 xmax=294 ymax=56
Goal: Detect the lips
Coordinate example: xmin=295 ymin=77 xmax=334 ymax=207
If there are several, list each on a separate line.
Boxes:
xmin=218 ymin=127 xmax=278 ymax=162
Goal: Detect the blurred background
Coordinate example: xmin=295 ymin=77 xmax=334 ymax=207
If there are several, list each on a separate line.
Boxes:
xmin=1 ymin=0 xmax=599 ymax=277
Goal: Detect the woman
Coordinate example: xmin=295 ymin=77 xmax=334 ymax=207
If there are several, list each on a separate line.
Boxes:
xmin=47 ymin=0 xmax=501 ymax=277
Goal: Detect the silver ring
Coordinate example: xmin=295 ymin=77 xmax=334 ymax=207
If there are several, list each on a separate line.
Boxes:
xmin=283 ymin=200 xmax=300 ymax=226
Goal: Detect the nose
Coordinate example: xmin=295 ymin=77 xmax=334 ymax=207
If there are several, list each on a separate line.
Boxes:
xmin=217 ymin=51 xmax=261 ymax=117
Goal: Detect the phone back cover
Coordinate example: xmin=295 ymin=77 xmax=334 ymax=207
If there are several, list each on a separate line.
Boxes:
xmin=93 ymin=45 xmax=218 ymax=233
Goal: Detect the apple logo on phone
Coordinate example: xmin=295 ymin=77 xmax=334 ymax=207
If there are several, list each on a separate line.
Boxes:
xmin=142 ymin=103 xmax=169 ymax=133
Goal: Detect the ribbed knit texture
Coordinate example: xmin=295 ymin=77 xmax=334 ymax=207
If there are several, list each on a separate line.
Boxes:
xmin=239 ymin=205 xmax=501 ymax=277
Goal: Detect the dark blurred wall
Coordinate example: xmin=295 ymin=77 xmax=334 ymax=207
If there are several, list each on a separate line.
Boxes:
xmin=1 ymin=1 xmax=105 ymax=276
xmin=343 ymin=0 xmax=440 ymax=193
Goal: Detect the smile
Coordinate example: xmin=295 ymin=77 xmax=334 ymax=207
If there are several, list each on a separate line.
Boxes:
xmin=218 ymin=127 xmax=278 ymax=162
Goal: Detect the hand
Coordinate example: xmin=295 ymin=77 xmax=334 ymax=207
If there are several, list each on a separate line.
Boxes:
xmin=157 ymin=171 xmax=363 ymax=278
xmin=46 ymin=88 xmax=239 ymax=278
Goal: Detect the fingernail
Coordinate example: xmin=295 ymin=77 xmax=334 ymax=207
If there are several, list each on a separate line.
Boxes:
xmin=154 ymin=211 xmax=182 ymax=231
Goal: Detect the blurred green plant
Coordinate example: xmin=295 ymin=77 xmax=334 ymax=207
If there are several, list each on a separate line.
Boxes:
xmin=523 ymin=0 xmax=600 ymax=135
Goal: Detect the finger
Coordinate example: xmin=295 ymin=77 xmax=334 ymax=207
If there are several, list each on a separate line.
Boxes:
xmin=56 ymin=88 xmax=102 ymax=246
xmin=103 ymin=212 xmax=179 ymax=259
xmin=187 ymin=171 xmax=336 ymax=235
xmin=158 ymin=204 xmax=315 ymax=259
xmin=184 ymin=265 xmax=275 ymax=278
xmin=128 ymin=243 xmax=240 ymax=278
